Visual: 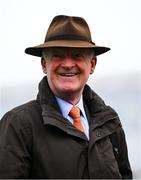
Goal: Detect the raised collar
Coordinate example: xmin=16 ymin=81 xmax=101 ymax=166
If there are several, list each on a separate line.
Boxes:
xmin=37 ymin=76 xmax=121 ymax=135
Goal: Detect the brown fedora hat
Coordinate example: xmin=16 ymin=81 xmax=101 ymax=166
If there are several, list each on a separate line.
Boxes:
xmin=25 ymin=15 xmax=110 ymax=57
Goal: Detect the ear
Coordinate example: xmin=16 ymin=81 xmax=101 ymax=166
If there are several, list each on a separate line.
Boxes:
xmin=90 ymin=57 xmax=97 ymax=74
xmin=41 ymin=58 xmax=47 ymax=74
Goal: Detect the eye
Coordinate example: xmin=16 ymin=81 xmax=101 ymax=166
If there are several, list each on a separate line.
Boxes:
xmin=52 ymin=53 xmax=64 ymax=59
xmin=73 ymin=53 xmax=84 ymax=59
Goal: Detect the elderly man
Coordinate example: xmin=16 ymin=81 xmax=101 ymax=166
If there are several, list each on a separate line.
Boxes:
xmin=0 ymin=15 xmax=132 ymax=179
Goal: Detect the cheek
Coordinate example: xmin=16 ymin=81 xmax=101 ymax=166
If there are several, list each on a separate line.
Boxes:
xmin=44 ymin=61 xmax=53 ymax=74
xmin=45 ymin=63 xmax=58 ymax=81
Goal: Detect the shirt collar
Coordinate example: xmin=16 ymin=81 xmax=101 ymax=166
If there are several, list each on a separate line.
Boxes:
xmin=55 ymin=96 xmax=86 ymax=119
xmin=55 ymin=96 xmax=73 ymax=119
xmin=76 ymin=96 xmax=87 ymax=120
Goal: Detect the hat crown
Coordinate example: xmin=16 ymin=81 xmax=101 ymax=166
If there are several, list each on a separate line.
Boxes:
xmin=45 ymin=15 xmax=92 ymax=42
xmin=25 ymin=15 xmax=110 ymax=57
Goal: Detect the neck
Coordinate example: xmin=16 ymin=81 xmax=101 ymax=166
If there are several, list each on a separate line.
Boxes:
xmin=65 ymin=96 xmax=81 ymax=105
xmin=56 ymin=91 xmax=82 ymax=105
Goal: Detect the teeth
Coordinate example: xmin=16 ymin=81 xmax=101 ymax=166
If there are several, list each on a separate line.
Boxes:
xmin=61 ymin=73 xmax=77 ymax=77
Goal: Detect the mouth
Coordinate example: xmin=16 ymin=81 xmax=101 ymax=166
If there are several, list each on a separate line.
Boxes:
xmin=59 ymin=73 xmax=79 ymax=77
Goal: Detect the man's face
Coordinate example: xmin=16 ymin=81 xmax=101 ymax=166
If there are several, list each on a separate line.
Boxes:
xmin=41 ymin=47 xmax=96 ymax=102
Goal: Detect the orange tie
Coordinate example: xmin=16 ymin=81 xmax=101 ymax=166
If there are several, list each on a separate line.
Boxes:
xmin=69 ymin=106 xmax=85 ymax=133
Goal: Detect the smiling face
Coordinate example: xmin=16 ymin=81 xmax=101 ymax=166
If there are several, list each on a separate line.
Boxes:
xmin=41 ymin=47 xmax=96 ymax=104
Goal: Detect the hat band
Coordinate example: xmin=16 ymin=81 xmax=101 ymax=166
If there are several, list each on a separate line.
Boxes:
xmin=46 ymin=34 xmax=95 ymax=44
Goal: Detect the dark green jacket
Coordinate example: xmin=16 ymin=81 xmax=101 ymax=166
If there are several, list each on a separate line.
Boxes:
xmin=0 ymin=77 xmax=132 ymax=179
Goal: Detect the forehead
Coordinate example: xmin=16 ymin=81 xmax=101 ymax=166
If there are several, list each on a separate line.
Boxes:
xmin=43 ymin=47 xmax=94 ymax=54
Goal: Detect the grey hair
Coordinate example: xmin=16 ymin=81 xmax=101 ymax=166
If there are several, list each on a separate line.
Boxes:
xmin=42 ymin=48 xmax=53 ymax=59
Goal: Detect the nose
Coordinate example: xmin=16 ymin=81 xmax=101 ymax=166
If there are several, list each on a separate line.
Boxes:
xmin=61 ymin=56 xmax=75 ymax=68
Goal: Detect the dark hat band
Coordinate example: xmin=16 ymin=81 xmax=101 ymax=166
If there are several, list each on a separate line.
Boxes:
xmin=46 ymin=34 xmax=95 ymax=45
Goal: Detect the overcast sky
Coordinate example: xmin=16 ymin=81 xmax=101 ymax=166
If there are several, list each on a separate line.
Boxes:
xmin=0 ymin=0 xmax=141 ymax=85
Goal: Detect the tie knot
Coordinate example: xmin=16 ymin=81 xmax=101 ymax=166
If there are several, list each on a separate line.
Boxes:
xmin=69 ymin=106 xmax=80 ymax=119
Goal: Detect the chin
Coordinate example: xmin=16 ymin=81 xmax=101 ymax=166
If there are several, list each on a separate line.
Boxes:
xmin=62 ymin=88 xmax=76 ymax=94
xmin=61 ymin=84 xmax=78 ymax=91
xmin=61 ymin=86 xmax=83 ymax=95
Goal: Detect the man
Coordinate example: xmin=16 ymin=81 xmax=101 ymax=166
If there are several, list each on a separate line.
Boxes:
xmin=0 ymin=15 xmax=132 ymax=179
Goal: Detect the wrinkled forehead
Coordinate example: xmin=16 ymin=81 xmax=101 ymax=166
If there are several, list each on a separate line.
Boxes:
xmin=42 ymin=47 xmax=95 ymax=56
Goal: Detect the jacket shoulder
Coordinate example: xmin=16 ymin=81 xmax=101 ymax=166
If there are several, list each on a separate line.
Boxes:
xmin=12 ymin=100 xmax=41 ymax=115
xmin=0 ymin=100 xmax=41 ymax=178
xmin=2 ymin=100 xmax=40 ymax=117
xmin=0 ymin=100 xmax=41 ymax=132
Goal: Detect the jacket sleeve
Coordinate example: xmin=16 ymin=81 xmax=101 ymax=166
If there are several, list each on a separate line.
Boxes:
xmin=115 ymin=127 xmax=133 ymax=179
xmin=0 ymin=111 xmax=32 ymax=178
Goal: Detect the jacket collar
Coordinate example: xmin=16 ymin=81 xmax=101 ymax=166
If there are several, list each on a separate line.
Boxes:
xmin=83 ymin=84 xmax=121 ymax=127
xmin=37 ymin=76 xmax=61 ymax=112
xmin=37 ymin=76 xmax=87 ymax=140
xmin=37 ymin=76 xmax=121 ymax=140
xmin=83 ymin=85 xmax=121 ymax=142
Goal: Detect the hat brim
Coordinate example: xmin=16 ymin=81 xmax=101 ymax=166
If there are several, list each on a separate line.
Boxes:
xmin=25 ymin=40 xmax=110 ymax=57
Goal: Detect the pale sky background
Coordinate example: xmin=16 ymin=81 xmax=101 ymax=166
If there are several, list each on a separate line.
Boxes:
xmin=0 ymin=0 xmax=141 ymax=84
xmin=0 ymin=0 xmax=141 ymax=178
